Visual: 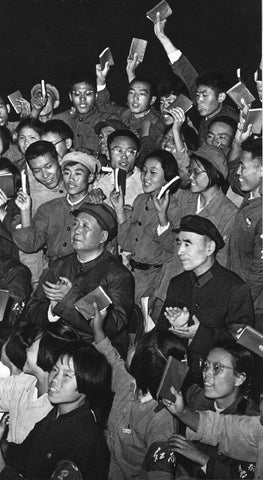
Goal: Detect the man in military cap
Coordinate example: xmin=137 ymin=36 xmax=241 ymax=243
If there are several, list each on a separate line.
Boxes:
xmin=23 ymin=202 xmax=134 ymax=357
xmin=157 ymin=214 xmax=254 ymax=381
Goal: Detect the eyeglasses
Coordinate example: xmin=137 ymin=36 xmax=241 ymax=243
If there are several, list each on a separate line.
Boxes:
xmin=53 ymin=138 xmax=67 ymax=146
xmin=187 ymin=167 xmax=207 ymax=178
xmin=110 ymin=147 xmax=137 ymax=157
xmin=199 ymin=359 xmax=235 ymax=376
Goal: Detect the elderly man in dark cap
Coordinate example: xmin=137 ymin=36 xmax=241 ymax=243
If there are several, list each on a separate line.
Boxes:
xmin=157 ymin=215 xmax=254 ymax=381
xmin=23 ymin=202 xmax=134 ymax=356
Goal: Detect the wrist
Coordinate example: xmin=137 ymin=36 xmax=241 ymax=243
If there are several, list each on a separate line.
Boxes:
xmin=158 ymin=213 xmax=169 ymax=226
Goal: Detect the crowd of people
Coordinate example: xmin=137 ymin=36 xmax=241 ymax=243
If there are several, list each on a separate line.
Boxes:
xmin=0 ymin=10 xmax=261 ymax=480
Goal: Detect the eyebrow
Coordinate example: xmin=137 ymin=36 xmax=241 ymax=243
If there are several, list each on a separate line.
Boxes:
xmin=129 ymin=87 xmax=149 ymax=93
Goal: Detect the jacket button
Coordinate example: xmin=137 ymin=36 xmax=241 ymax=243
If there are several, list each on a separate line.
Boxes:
xmin=63 ymin=242 xmax=67 ymax=246
xmin=138 ymin=221 xmax=142 ymax=226
xmin=66 ymin=227 xmax=70 ymax=231
xmin=195 ymin=303 xmax=199 ymax=309
xmin=46 ymin=452 xmax=52 ymax=459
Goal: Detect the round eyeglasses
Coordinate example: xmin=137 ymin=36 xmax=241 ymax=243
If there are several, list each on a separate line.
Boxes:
xmin=199 ymin=359 xmax=235 ymax=376
xmin=110 ymin=147 xmax=137 ymax=158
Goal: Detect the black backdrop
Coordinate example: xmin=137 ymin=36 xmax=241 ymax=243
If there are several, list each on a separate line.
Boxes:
xmin=0 ymin=0 xmax=261 ymax=117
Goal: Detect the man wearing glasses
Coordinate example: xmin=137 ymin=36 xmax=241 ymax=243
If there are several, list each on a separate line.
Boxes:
xmin=90 ymin=129 xmax=143 ymax=208
xmin=157 ymin=215 xmax=254 ymax=383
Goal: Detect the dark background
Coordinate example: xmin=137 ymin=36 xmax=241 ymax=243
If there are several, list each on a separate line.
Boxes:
xmin=0 ymin=0 xmax=261 ymax=116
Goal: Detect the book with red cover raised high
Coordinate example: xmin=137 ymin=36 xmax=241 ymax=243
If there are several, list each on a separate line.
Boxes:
xmin=128 ymin=38 xmax=148 ymax=63
xmin=99 ymin=47 xmax=114 ymax=71
xmin=226 ymin=82 xmax=255 ymax=109
xmin=146 ymin=0 xmax=172 ymax=23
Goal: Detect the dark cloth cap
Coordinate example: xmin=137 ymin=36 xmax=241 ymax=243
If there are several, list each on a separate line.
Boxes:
xmin=73 ymin=203 xmax=117 ymax=241
xmin=94 ymin=119 xmax=129 ymax=134
xmin=175 ymin=215 xmax=225 ymax=250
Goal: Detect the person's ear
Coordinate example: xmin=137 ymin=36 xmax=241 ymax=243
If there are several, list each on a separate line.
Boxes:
xmin=95 ymin=92 xmax=98 ymax=101
xmin=150 ymin=96 xmax=157 ymax=106
xmin=65 ymin=138 xmax=73 ymax=150
xmin=218 ymin=92 xmax=226 ymax=104
xmin=207 ymin=239 xmax=216 ymax=256
xmin=235 ymin=372 xmax=246 ymax=387
xmin=6 ymin=104 xmax=10 ymax=114
xmin=53 ymin=100 xmax=60 ymax=110
xmin=100 ymin=230 xmax=108 ymax=244
xmin=88 ymin=172 xmax=95 ymax=184
xmin=69 ymin=92 xmax=73 ymax=102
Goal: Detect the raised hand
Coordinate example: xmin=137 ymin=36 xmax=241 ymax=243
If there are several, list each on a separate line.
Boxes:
xmin=154 ymin=11 xmax=168 ymax=42
xmin=15 ymin=190 xmax=31 ymax=211
xmin=96 ymin=62 xmax=110 ymax=86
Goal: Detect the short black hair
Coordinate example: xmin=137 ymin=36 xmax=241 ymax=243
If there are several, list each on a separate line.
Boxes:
xmin=158 ymin=73 xmax=189 ymax=98
xmin=4 ymin=327 xmax=30 ymax=370
xmin=41 ymin=119 xmax=74 ymax=142
xmin=107 ymin=129 xmax=140 ymax=151
xmin=129 ymin=75 xmax=156 ymax=98
xmin=0 ymin=126 xmax=12 ymax=154
xmin=190 ymin=154 xmax=225 ymax=189
xmin=34 ymin=321 xmax=81 ymax=372
xmin=242 ymin=137 xmax=262 ymax=163
xmin=25 ymin=140 xmax=58 ymax=165
xmin=16 ymin=117 xmax=43 ymax=137
xmin=196 ymin=70 xmax=230 ymax=95
xmin=58 ymin=342 xmax=112 ymax=410
xmin=130 ymin=330 xmax=186 ymax=399
xmin=143 ymin=149 xmax=180 ymax=184
xmin=69 ymin=72 xmax=97 ymax=92
xmin=208 ymin=115 xmax=237 ymax=134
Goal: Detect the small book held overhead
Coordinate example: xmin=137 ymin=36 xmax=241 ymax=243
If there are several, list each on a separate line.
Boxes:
xmin=74 ymin=286 xmax=112 ymax=320
xmin=146 ymin=0 xmax=172 ymax=23
xmin=99 ymin=47 xmax=114 ymax=71
xmin=128 ymin=38 xmax=148 ymax=63
xmin=235 ymin=325 xmax=263 ymax=358
xmin=164 ymin=93 xmax=193 ymax=114
xmin=157 ymin=176 xmax=180 ymax=200
xmin=7 ymin=90 xmax=23 ymax=114
xmin=157 ymin=356 xmax=189 ymax=403
xmin=244 ymin=108 xmax=262 ymax=135
xmin=226 ymin=82 xmax=255 ymax=109
xmin=114 ymin=168 xmax=126 ymax=196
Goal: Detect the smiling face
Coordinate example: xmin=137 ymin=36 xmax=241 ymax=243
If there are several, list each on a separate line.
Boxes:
xmin=69 ymin=82 xmax=96 ymax=115
xmin=202 ymin=347 xmax=244 ymax=409
xmin=127 ymin=81 xmax=154 ymax=117
xmin=176 ymin=231 xmax=215 ymax=276
xmin=189 ymin=158 xmax=210 ymax=193
xmin=62 ymin=162 xmax=91 ymax=201
xmin=18 ymin=127 xmax=41 ymax=155
xmin=141 ymin=157 xmax=165 ymax=194
xmin=237 ymin=151 xmax=262 ymax=195
xmin=196 ymin=86 xmax=222 ymax=117
xmin=28 ymin=153 xmax=61 ymax=189
xmin=48 ymin=356 xmax=86 ymax=414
